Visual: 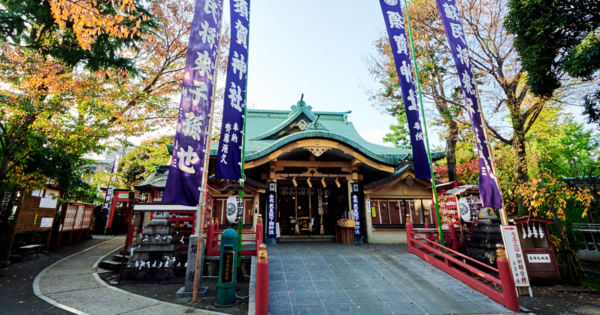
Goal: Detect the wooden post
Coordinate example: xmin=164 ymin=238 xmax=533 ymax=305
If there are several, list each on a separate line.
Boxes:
xmin=497 ymin=244 xmax=520 ymax=312
xmin=255 ymin=244 xmax=269 ymax=315
xmin=192 ymin=7 xmax=224 ymax=302
xmin=6 ymin=192 xmax=25 ymax=260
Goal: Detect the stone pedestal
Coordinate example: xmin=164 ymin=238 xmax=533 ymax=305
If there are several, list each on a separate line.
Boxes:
xmin=122 ymin=212 xmax=183 ymax=281
xmin=176 ymin=235 xmax=208 ymax=299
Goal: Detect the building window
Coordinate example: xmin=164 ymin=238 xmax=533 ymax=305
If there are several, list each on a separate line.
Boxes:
xmin=372 ymin=199 xmax=433 ymax=226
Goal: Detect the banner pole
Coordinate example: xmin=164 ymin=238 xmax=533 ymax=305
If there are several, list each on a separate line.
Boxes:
xmin=238 ymin=0 xmax=251 ymax=266
xmin=193 ymin=3 xmax=225 ymax=302
xmin=401 ymin=0 xmax=445 ymax=246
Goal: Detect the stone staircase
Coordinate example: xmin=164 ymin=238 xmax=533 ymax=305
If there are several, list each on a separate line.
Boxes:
xmin=98 ymin=249 xmax=130 ymax=272
xmin=279 ymin=235 xmax=335 ymax=242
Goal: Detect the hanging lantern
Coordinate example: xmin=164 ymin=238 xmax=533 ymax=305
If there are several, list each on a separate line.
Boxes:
xmin=307 ymin=177 xmax=312 ymax=188
xmin=335 ymin=178 xmax=341 ymax=188
xmin=321 ymin=177 xmax=326 ymax=188
xmin=226 ymin=194 xmax=244 ymax=224
xmin=292 ymin=177 xmax=297 ymax=187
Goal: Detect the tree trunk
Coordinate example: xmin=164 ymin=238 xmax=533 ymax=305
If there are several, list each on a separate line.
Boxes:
xmin=513 ymin=133 xmax=529 ymax=215
xmin=550 ymin=200 xmax=580 ymax=286
xmin=445 ymin=123 xmax=458 ymax=183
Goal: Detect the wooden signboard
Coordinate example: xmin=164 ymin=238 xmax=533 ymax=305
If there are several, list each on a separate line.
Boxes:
xmin=55 ymin=202 xmax=96 ymax=249
xmin=7 ymin=188 xmax=62 ymax=256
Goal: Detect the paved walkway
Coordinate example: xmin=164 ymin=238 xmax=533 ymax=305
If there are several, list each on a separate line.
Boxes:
xmin=34 ymin=236 xmax=223 ymax=315
xmin=267 ymin=242 xmax=512 ymax=315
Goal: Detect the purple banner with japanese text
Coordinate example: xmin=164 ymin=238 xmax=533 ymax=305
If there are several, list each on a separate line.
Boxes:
xmin=266 ymin=192 xmax=277 ymax=238
xmin=351 ymin=192 xmax=363 ymax=238
xmin=215 ymin=0 xmax=251 ymax=181
xmin=378 ymin=0 xmax=431 ymax=179
xmin=435 ymin=0 xmax=503 ymax=209
xmin=163 ymin=0 xmax=224 ymax=207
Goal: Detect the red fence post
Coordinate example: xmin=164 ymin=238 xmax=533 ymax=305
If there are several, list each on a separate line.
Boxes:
xmin=206 ymin=222 xmax=214 ymax=256
xmin=256 ymin=214 xmax=264 ymax=255
xmin=256 ymin=244 xmax=269 ymax=315
xmin=449 ymin=223 xmax=458 ymax=251
xmin=405 ymin=215 xmax=414 ymax=254
xmin=497 ymin=244 xmax=520 ymax=312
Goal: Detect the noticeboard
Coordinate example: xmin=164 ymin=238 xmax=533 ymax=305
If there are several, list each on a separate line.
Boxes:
xmin=221 ymin=251 xmax=235 ymax=284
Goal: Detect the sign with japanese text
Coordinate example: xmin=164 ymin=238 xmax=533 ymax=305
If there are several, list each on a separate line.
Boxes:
xmin=266 ymin=192 xmax=277 ymax=238
xmin=215 ymin=0 xmax=251 ymax=181
xmin=434 ymin=0 xmax=503 ymax=209
xmin=501 ymin=226 xmax=531 ymax=287
xmin=221 ymin=251 xmax=234 ymax=283
xmin=527 ymin=254 xmax=551 ymax=263
xmin=378 ymin=0 xmax=431 ymax=179
xmin=163 ymin=0 xmax=224 ymax=206
xmin=351 ymin=192 xmax=363 ymax=238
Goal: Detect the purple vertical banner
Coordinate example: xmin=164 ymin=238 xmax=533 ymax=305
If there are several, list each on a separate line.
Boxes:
xmin=378 ymin=0 xmax=431 ymax=179
xmin=434 ymin=0 xmax=503 ymax=209
xmin=101 ymin=187 xmax=114 ymax=216
xmin=266 ymin=192 xmax=277 ymax=238
xmin=215 ymin=0 xmax=251 ymax=181
xmin=102 ymin=154 xmax=119 ymax=216
xmin=163 ymin=0 xmax=224 ymax=207
xmin=351 ymin=192 xmax=363 ymax=238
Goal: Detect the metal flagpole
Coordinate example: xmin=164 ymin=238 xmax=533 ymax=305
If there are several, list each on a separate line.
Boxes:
xmin=401 ymin=0 xmax=445 ymax=246
xmin=193 ymin=6 xmax=225 ymax=303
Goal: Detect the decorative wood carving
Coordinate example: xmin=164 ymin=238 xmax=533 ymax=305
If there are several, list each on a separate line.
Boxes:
xmin=305 ymin=146 xmax=331 ymax=157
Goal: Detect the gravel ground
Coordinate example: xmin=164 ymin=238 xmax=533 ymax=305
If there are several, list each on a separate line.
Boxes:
xmin=518 ymin=286 xmax=600 ymax=314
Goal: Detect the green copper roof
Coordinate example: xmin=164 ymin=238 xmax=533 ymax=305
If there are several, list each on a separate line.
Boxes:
xmin=210 ymin=98 xmax=444 ymax=166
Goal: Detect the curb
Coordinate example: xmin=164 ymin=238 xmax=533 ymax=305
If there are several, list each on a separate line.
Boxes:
xmin=91 ymin=243 xmax=229 ymax=315
xmin=248 ymin=256 xmax=257 ymax=315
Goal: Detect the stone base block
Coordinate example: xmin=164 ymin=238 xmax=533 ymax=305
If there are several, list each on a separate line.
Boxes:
xmin=141 ymin=226 xmax=174 ymax=235
xmin=176 ymin=286 xmax=208 ymax=301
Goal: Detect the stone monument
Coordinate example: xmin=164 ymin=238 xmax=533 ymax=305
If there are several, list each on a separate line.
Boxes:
xmin=122 ymin=211 xmax=183 ymax=281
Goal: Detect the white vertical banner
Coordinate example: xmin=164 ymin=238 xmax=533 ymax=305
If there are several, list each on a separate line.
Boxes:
xmin=500 ymin=226 xmax=531 ymax=287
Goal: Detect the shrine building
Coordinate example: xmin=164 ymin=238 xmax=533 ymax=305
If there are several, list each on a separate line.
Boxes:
xmin=135 ymin=98 xmax=444 ymax=244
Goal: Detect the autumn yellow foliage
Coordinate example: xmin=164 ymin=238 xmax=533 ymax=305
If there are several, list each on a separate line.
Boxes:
xmin=49 ymin=0 xmax=147 ymax=50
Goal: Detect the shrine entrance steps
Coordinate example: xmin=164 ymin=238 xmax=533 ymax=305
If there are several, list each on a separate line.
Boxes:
xmin=279 ymin=235 xmax=335 ymax=242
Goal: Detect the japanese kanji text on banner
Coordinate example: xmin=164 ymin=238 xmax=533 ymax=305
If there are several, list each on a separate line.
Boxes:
xmin=434 ymin=0 xmax=503 ymax=209
xmin=215 ymin=0 xmax=250 ymax=181
xmin=163 ymin=0 xmax=224 ymax=207
xmin=351 ymin=192 xmax=363 ymax=238
xmin=378 ymin=0 xmax=432 ymax=179
xmin=266 ymin=192 xmax=277 ymax=238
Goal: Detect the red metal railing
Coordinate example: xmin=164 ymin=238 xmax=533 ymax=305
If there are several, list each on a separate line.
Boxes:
xmin=206 ymin=221 xmax=264 ymax=256
xmin=406 ymin=222 xmax=519 ymax=312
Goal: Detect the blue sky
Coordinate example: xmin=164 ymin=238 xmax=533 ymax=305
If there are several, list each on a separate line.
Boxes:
xmin=223 ymin=0 xmax=415 ymax=147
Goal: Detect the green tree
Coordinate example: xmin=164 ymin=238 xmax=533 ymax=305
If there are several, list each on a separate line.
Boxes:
xmin=383 ymin=113 xmax=411 ymax=149
xmin=505 ymin=0 xmax=600 ymax=113
xmin=117 ymin=135 xmax=172 ymax=188
xmin=0 ymin=0 xmax=154 ymax=71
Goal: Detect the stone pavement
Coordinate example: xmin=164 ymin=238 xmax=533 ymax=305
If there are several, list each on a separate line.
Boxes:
xmin=34 ymin=236 xmax=225 ymax=315
xmin=267 ymin=242 xmax=512 ymax=315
